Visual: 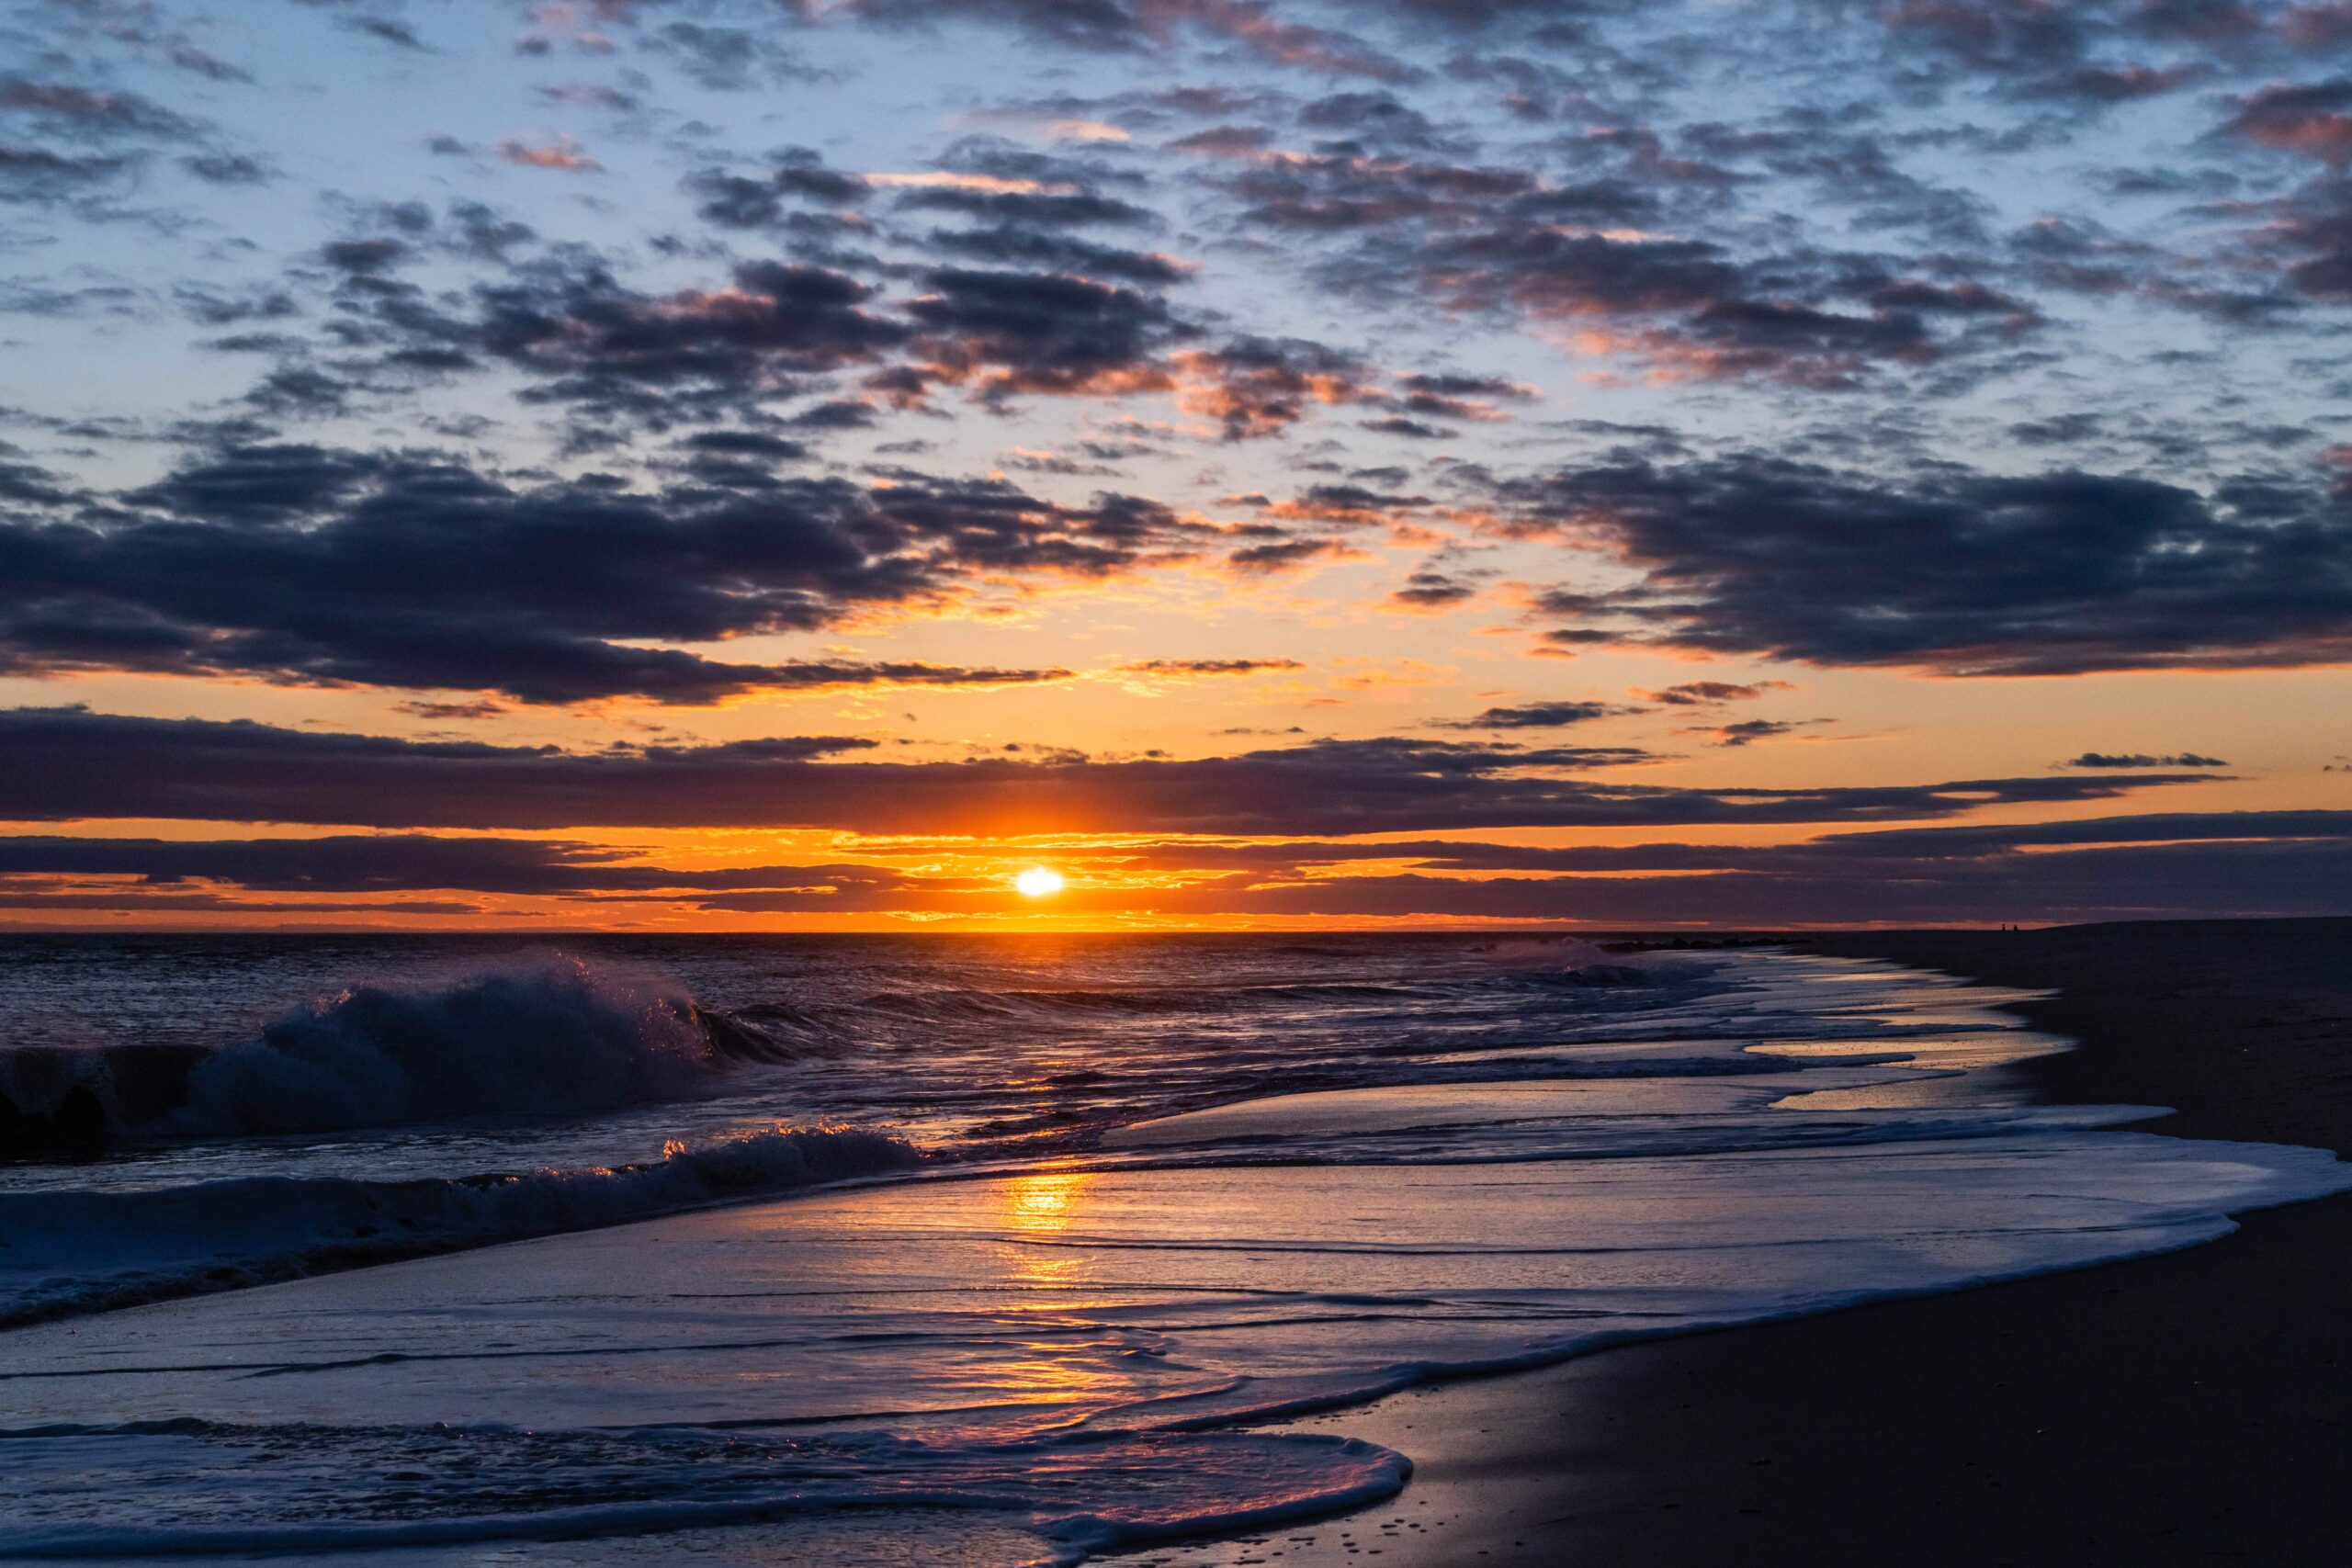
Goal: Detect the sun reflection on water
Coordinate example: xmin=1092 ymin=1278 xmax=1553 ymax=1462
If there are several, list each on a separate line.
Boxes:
xmin=987 ymin=1168 xmax=1135 ymax=1405
xmin=1001 ymin=1168 xmax=1089 ymax=1234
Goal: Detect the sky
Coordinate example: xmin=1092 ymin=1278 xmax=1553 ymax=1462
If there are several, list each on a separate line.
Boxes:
xmin=1 ymin=0 xmax=2350 ymax=931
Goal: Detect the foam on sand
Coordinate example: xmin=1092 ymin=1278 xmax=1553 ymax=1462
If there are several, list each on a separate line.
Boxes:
xmin=2 ymin=1103 xmax=2343 ymax=1563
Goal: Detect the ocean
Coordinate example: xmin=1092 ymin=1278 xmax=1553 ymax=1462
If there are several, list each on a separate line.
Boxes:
xmin=1 ymin=933 xmax=2343 ymax=1563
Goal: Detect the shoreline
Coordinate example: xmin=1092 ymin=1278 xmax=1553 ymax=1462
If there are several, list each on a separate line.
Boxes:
xmin=1143 ymin=918 xmax=2352 ymax=1567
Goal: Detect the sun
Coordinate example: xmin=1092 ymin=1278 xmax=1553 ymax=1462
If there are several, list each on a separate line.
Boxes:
xmin=1014 ymin=867 xmax=1065 ymax=898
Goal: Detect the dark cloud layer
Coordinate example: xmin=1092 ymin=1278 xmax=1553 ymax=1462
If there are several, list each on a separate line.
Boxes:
xmin=1059 ymin=811 xmax=2352 ymax=923
xmin=0 ymin=707 xmax=2219 ymax=835
xmin=0 ymin=446 xmax=1192 ymax=703
xmin=1156 ymin=841 xmax=2352 ymax=925
xmin=0 ymin=834 xmax=894 ymax=898
xmin=5 ymin=808 xmax=2345 ymax=925
xmin=1510 ymin=457 xmax=2352 ymax=674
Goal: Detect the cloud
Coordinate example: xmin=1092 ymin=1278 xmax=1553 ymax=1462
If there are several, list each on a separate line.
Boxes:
xmin=478 ymin=260 xmax=912 ymax=402
xmin=254 ymin=244 xmax=930 ymax=429
xmin=924 ymin=225 xmax=1193 ymax=285
xmin=0 ymin=145 xmax=135 ymax=206
xmin=1060 ymin=811 xmax=2352 ymax=925
xmin=1361 ymin=415 xmax=1451 ymax=439
xmin=1437 ymin=699 xmax=1641 ymax=728
xmin=1509 ymin=455 xmax=2352 ymax=675
xmin=0 ymin=834 xmax=908 ymax=898
xmin=2062 ymin=750 xmax=2230 ymax=767
xmin=494 ymin=136 xmax=602 ymax=173
xmin=12 ymin=808 xmax=2344 ymax=926
xmin=841 ymin=0 xmax=1412 ymax=77
xmin=1685 ymin=716 xmax=1832 ymax=747
xmin=395 ymin=699 xmax=509 ymax=721
xmin=0 ymin=707 xmax=2222 ymax=834
xmin=101 ymin=158 xmax=1392 ymax=448
xmin=2225 ymin=79 xmax=2352 ymax=164
xmin=346 ymin=16 xmax=431 ymax=51
xmin=1171 ymin=336 xmax=1384 ymax=438
xmin=0 ymin=446 xmax=1197 ymax=703
xmin=0 ymin=71 xmax=233 ymax=221
xmin=1189 ymin=133 xmax=2036 ymax=387
xmin=1387 ymin=567 xmax=1477 ymax=609
xmin=1115 ymin=657 xmax=1305 ymax=675
xmin=686 ymin=151 xmax=871 ymax=224
xmin=2263 ymin=174 xmax=2352 ymax=303
xmin=647 ymin=22 xmax=820 ymax=89
xmin=1137 ymin=839 xmax=2352 ymax=924
xmin=892 ymin=185 xmax=1156 ymax=229
xmin=1635 ymin=680 xmax=1794 ymax=705
xmin=1390 ymin=371 xmax=1535 ymax=423
xmin=1221 ymin=535 xmax=1364 ymax=574
xmin=0 ymin=79 xmax=196 ymax=141
xmin=907 ymin=267 xmax=1193 ymax=397
xmin=1472 ymin=237 xmax=2003 ymax=389
xmin=899 ymin=156 xmax=1192 ymax=287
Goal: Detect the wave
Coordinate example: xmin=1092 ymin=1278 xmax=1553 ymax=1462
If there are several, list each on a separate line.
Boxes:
xmin=709 ymin=1001 xmax=851 ymax=1062
xmin=0 ymin=957 xmax=825 ymax=1153
xmin=169 ymin=959 xmax=726 ymax=1136
xmin=845 ymin=980 xmax=1406 ymax=1025
xmin=0 ymin=1123 xmax=919 ymax=1330
xmin=0 ymin=946 xmax=1658 ymax=1160
xmin=846 ymin=964 xmax=1649 ymax=1026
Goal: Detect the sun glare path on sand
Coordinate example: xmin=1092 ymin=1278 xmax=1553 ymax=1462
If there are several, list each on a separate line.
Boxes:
xmin=1015 ymin=868 xmax=1065 ymax=898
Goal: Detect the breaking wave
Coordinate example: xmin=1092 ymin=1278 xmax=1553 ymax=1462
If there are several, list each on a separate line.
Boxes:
xmin=170 ymin=959 xmax=717 ymax=1136
xmin=0 ymin=957 xmax=834 ymax=1151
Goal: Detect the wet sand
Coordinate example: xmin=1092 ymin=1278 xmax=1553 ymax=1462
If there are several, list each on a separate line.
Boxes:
xmin=1146 ymin=918 xmax=2352 ymax=1567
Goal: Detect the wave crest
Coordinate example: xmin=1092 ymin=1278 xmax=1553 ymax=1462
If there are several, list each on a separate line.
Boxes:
xmin=2 ymin=957 xmax=854 ymax=1155
xmin=164 ymin=958 xmax=718 ymax=1137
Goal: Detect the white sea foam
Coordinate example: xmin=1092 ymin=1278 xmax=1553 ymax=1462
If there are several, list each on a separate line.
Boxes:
xmin=0 ymin=1123 xmax=918 ymax=1327
xmin=0 ymin=1422 xmax=1407 ymax=1567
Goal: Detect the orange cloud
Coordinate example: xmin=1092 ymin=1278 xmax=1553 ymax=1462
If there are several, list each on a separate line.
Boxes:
xmin=495 ymin=135 xmax=601 ymax=172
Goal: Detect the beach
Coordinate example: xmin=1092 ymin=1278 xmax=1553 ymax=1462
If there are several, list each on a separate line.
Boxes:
xmin=6 ymin=924 xmax=2349 ymax=1562
xmin=1159 ymin=919 xmax=2352 ymax=1566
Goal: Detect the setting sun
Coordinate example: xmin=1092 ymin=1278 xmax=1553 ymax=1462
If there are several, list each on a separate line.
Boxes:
xmin=1013 ymin=867 xmax=1065 ymax=898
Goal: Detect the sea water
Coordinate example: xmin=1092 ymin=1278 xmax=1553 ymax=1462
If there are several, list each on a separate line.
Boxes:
xmin=0 ymin=934 xmax=2343 ymax=1562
